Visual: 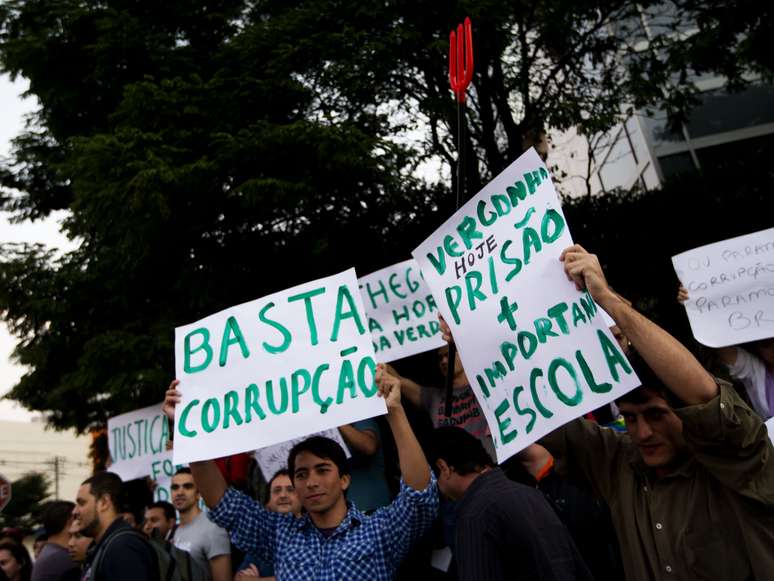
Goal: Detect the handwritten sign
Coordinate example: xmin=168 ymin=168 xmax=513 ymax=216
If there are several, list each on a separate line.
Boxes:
xmin=108 ymin=404 xmax=173 ymax=482
xmin=412 ymin=148 xmax=640 ymax=463
xmin=173 ymin=269 xmax=386 ymax=464
xmin=673 ymin=228 xmax=774 ymax=347
xmin=358 ymin=260 xmax=445 ymax=362
xmin=253 ymin=428 xmax=351 ymax=480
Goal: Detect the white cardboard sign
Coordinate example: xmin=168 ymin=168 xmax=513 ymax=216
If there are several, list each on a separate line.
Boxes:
xmin=108 ymin=403 xmax=174 ymax=482
xmin=253 ymin=428 xmax=351 ymax=480
xmin=412 ymin=148 xmax=640 ymax=463
xmin=672 ymin=228 xmax=774 ymax=347
xmin=173 ymin=269 xmax=386 ymax=464
xmin=358 ymin=259 xmax=445 ymax=362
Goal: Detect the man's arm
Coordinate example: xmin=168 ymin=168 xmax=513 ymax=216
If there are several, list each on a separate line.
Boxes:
xmin=209 ymin=554 xmax=232 ymax=581
xmin=163 ymin=380 xmax=228 ymax=507
xmin=338 ymin=424 xmax=378 ymax=456
xmin=383 ymin=363 xmax=422 ymax=408
xmin=375 ymin=364 xmax=430 ymax=490
xmin=561 ymin=245 xmax=718 ymax=405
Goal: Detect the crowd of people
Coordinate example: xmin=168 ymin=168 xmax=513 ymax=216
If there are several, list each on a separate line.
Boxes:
xmin=2 ymin=245 xmax=772 ymax=581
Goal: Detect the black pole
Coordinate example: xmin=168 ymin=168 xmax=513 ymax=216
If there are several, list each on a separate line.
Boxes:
xmin=445 ymin=99 xmax=465 ymax=418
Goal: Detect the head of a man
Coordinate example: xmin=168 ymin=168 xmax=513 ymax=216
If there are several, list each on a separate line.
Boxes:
xmin=40 ymin=500 xmax=75 ymax=545
xmin=288 ymin=436 xmax=350 ymax=516
xmin=142 ymin=501 xmax=176 ymax=538
xmin=66 ymin=521 xmax=91 ymax=563
xmin=616 ymin=354 xmax=687 ymax=474
xmin=74 ymin=472 xmax=123 ymax=541
xmin=429 ymin=426 xmax=493 ymax=501
xmin=171 ymin=468 xmax=200 ymax=514
xmin=265 ymin=469 xmax=301 ymax=515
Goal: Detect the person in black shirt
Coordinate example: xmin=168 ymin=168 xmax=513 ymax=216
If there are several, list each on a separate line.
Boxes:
xmin=73 ymin=472 xmax=159 ymax=581
xmin=429 ymin=427 xmax=593 ymax=581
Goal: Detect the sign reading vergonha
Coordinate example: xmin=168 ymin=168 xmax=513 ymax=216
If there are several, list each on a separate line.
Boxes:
xmin=173 ymin=269 xmax=386 ymax=464
xmin=412 ymin=148 xmax=640 ymax=464
xmin=358 ymin=259 xmax=445 ymax=362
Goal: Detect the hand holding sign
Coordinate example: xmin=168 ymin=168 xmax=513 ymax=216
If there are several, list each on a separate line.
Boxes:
xmin=375 ymin=363 xmax=402 ymax=409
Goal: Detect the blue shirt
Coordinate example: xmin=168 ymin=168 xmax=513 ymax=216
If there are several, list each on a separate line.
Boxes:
xmin=208 ymin=475 xmax=438 ymax=581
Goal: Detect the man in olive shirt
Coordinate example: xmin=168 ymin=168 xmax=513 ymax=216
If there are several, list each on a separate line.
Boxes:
xmin=539 ymin=245 xmax=774 ymax=580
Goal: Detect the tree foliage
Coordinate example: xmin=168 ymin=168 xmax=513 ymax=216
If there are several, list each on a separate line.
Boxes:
xmin=0 ymin=472 xmax=50 ymax=532
xmin=0 ymin=0 xmax=771 ymax=431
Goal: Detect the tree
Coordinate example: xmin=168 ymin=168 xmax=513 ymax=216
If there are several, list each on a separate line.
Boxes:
xmin=0 ymin=472 xmax=50 ymax=532
xmin=0 ymin=0 xmax=770 ymax=431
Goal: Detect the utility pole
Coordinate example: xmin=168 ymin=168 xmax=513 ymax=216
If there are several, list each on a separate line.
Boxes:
xmin=52 ymin=456 xmax=62 ymax=499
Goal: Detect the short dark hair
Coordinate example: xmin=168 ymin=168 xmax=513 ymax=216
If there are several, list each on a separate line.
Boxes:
xmin=429 ymin=427 xmax=493 ymax=476
xmin=615 ymin=350 xmax=682 ymax=408
xmin=263 ymin=469 xmax=291 ymax=504
xmin=0 ymin=541 xmax=32 ymax=579
xmin=288 ymin=436 xmax=349 ymax=481
xmin=146 ymin=501 xmax=176 ymax=521
xmin=41 ymin=500 xmax=75 ymax=536
xmin=82 ymin=472 xmax=124 ymax=512
xmin=174 ymin=467 xmax=192 ymax=476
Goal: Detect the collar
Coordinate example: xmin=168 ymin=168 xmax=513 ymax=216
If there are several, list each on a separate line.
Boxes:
xmin=294 ymin=501 xmax=365 ymax=538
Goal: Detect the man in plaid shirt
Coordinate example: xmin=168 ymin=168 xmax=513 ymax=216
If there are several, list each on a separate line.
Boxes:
xmin=163 ymin=364 xmax=439 ymax=580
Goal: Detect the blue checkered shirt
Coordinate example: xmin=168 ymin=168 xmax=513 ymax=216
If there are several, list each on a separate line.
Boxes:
xmin=208 ymin=475 xmax=438 ymax=580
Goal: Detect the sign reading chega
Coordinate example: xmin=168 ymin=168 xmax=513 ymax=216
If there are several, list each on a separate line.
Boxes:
xmin=412 ymin=148 xmax=640 ymax=463
xmin=358 ymin=259 xmax=445 ymax=362
xmin=173 ymin=269 xmax=386 ymax=464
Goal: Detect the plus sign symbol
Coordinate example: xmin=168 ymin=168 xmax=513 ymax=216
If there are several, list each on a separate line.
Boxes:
xmin=0 ymin=473 xmax=11 ymax=512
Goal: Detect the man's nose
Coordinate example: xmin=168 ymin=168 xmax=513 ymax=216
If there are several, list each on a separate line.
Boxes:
xmin=635 ymin=416 xmax=653 ymax=440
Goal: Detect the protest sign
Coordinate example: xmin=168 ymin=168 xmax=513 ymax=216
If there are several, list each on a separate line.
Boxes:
xmin=672 ymin=228 xmax=774 ymax=347
xmin=253 ymin=428 xmax=351 ymax=480
xmin=173 ymin=269 xmax=386 ymax=464
xmin=412 ymin=147 xmax=640 ymax=463
xmin=767 ymin=417 xmax=774 ymax=445
xmin=108 ymin=404 xmax=174 ymax=482
xmin=358 ymin=260 xmax=445 ymax=362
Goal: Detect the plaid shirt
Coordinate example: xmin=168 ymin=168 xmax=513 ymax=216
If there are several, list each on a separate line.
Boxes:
xmin=208 ymin=475 xmax=438 ymax=580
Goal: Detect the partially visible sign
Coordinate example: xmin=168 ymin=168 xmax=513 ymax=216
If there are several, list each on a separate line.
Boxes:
xmin=108 ymin=404 xmax=171 ymax=482
xmin=767 ymin=417 xmax=774 ymax=445
xmin=253 ymin=428 xmax=351 ymax=480
xmin=673 ymin=228 xmax=774 ymax=347
xmin=0 ymin=473 xmax=11 ymax=512
xmin=358 ymin=259 xmax=445 ymax=362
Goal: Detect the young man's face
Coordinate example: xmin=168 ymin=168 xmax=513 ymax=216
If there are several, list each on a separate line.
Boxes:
xmin=619 ymin=391 xmax=686 ymax=470
xmin=67 ymin=521 xmax=91 ymax=563
xmin=142 ymin=507 xmax=175 ymax=538
xmin=73 ymin=484 xmax=100 ymax=538
xmin=171 ymin=473 xmax=199 ymax=513
xmin=266 ymin=474 xmax=301 ymax=515
xmin=292 ymin=451 xmax=349 ymax=515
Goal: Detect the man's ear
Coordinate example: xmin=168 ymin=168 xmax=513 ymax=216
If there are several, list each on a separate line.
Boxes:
xmin=340 ymin=473 xmax=351 ymax=492
xmin=435 ymin=459 xmax=452 ymax=478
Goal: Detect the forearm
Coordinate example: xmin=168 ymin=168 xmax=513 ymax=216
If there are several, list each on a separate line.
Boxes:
xmin=209 ymin=555 xmax=232 ymax=581
xmin=190 ymin=460 xmax=228 ymax=508
xmin=387 ymin=405 xmax=430 ymax=490
xmin=338 ymin=425 xmax=378 ymax=456
xmin=599 ymin=290 xmax=718 ymax=405
xmin=398 ymin=375 xmax=422 ymax=408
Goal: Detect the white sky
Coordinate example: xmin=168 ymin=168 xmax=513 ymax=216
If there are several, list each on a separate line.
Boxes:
xmin=0 ymin=73 xmax=74 ymax=421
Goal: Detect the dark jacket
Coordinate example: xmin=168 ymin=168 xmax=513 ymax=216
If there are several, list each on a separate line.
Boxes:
xmin=83 ymin=518 xmax=159 ymax=581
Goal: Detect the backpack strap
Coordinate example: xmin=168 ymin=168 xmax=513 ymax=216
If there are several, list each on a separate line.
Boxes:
xmin=91 ymin=528 xmax=147 ymax=580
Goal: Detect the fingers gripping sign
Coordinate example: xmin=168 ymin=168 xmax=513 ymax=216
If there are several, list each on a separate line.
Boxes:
xmin=375 ymin=364 xmax=402 ymax=409
xmin=560 ymin=245 xmax=611 ymax=302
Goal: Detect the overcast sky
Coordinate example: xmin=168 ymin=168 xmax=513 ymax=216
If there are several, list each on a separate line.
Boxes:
xmin=0 ymin=73 xmax=74 ymax=421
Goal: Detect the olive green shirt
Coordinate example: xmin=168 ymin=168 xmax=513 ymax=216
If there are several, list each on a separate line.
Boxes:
xmin=541 ymin=381 xmax=774 ymax=581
